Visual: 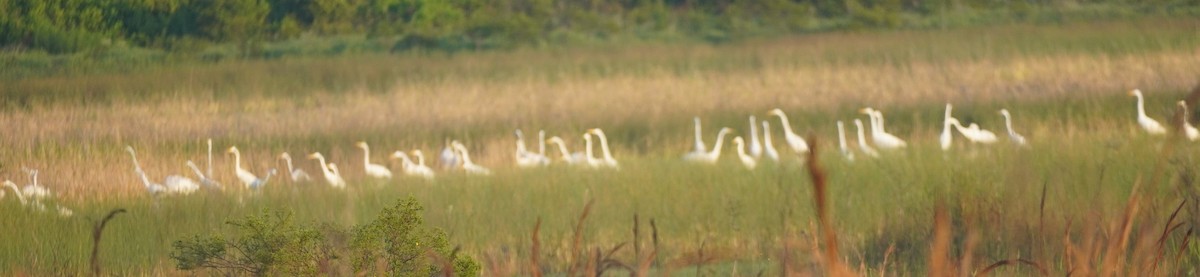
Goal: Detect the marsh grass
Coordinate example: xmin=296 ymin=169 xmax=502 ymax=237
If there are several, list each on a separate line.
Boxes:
xmin=2 ymin=18 xmax=1200 ymax=275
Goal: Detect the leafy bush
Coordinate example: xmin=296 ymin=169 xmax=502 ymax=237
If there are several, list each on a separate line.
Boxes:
xmin=350 ymin=197 xmax=479 ymax=276
xmin=171 ymin=210 xmax=326 ymax=276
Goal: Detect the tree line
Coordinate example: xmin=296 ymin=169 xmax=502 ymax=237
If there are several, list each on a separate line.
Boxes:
xmin=0 ymin=0 xmax=1195 ymax=54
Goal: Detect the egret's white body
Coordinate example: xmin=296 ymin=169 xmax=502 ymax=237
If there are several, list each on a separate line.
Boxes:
xmin=308 ymin=152 xmax=346 ymax=188
xmin=761 ymin=121 xmax=780 ymax=162
xmin=1131 ymin=89 xmax=1167 ymax=135
xmin=861 ymin=108 xmax=908 ymax=149
xmin=547 ymin=136 xmax=587 ymax=164
xmin=683 ymin=127 xmax=733 ymax=164
xmin=733 ymin=136 xmax=757 ymax=169
xmin=837 ymin=121 xmax=854 ymax=161
xmin=163 ymin=174 xmax=200 ymax=194
xmin=748 ymin=116 xmax=763 ymax=158
xmin=356 ymin=142 xmax=393 ymax=179
xmin=999 ymin=109 xmax=1029 ymax=145
xmin=768 ymin=109 xmax=810 ymax=154
xmin=854 ymin=119 xmax=880 ymax=158
xmin=948 ymin=118 xmax=999 ymax=144
xmin=451 ymin=141 xmax=492 ymax=175
xmin=279 ymin=152 xmax=313 ymax=183
xmin=1179 ymin=101 xmax=1200 ymax=141
xmin=588 ymin=128 xmax=619 ymax=169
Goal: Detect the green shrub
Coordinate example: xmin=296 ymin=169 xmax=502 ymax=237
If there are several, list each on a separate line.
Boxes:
xmin=171 ymin=211 xmax=326 ymax=276
xmin=350 ymin=197 xmax=479 ymax=276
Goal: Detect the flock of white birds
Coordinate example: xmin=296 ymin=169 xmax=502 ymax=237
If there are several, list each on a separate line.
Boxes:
xmin=0 ymin=89 xmax=1188 ymax=217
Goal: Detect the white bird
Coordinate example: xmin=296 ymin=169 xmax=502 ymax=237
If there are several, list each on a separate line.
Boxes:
xmin=1131 ymin=89 xmax=1167 ymax=135
xmin=124 ymin=146 xmax=168 ymax=195
xmin=691 ymin=117 xmax=707 ymax=154
xmin=307 ymin=152 xmax=346 ymax=188
xmin=581 ymin=133 xmax=602 ymax=168
xmin=998 ymin=109 xmax=1029 ymax=145
xmin=406 ymin=150 xmax=436 ymax=179
xmin=860 ymin=108 xmax=908 ymax=149
xmin=206 ymin=139 xmax=215 ymax=182
xmin=451 ymin=141 xmax=492 ymax=175
xmin=547 ymin=136 xmax=587 ymax=164
xmin=588 ymin=128 xmax=620 ymax=169
xmin=18 ymin=168 xmax=52 ymax=200
xmin=837 ymin=121 xmax=854 ymax=161
xmin=185 ymin=160 xmax=222 ymax=189
xmin=163 ymin=173 xmax=200 ymax=195
xmin=439 ymin=140 xmax=461 ymax=170
xmin=356 ymin=142 xmax=393 ymax=179
xmin=684 ymin=127 xmax=733 ymax=164
xmin=247 ymin=169 xmax=277 ymax=189
xmin=1179 ymin=101 xmax=1200 ymax=141
xmin=514 ymin=130 xmax=551 ymax=168
xmin=2 ymin=180 xmax=71 ymax=217
xmin=761 ymin=121 xmax=780 ymax=162
xmin=748 ymin=116 xmax=763 ymax=158
xmin=768 ymin=109 xmax=810 ymax=154
xmin=948 ymin=118 xmax=999 ymax=144
xmin=227 ymin=146 xmax=264 ymax=189
xmin=941 ymin=104 xmax=955 ymax=151
xmin=854 ymin=119 xmax=880 ymax=158
xmin=278 ymin=152 xmax=313 ymax=183
xmin=733 ymin=136 xmax=757 ymax=169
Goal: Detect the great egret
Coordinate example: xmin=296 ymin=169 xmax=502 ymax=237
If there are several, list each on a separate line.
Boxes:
xmin=547 ymin=136 xmax=587 ymax=164
xmin=854 ymin=119 xmax=880 ymax=158
xmin=439 ymin=140 xmax=461 ymax=170
xmin=356 ymin=142 xmax=393 ymax=179
xmin=860 ymin=108 xmax=907 ymax=149
xmin=408 ymin=150 xmax=436 ymax=179
xmin=125 ymin=146 xmax=168 ymax=195
xmin=514 ymin=130 xmax=551 ymax=168
xmin=278 ymin=152 xmax=313 ymax=183
xmin=451 ymin=141 xmax=492 ymax=175
xmin=733 ymin=136 xmax=757 ymax=169
xmin=307 ymin=152 xmax=346 ymax=188
xmin=837 ymin=121 xmax=854 ymax=161
xmin=581 ymin=133 xmax=602 ymax=168
xmin=227 ymin=146 xmax=263 ymax=188
xmin=948 ymin=118 xmax=999 ymax=144
xmin=1179 ymin=101 xmax=1200 ymax=141
xmin=691 ymin=117 xmax=707 ymax=154
xmin=941 ymin=104 xmax=954 ymax=151
xmin=587 ymin=128 xmax=619 ymax=169
xmin=1131 ymin=89 xmax=1167 ymax=135
xmin=18 ymin=168 xmax=52 ymax=200
xmin=2 ymin=180 xmax=71 ymax=217
xmin=748 ymin=116 xmax=763 ymax=158
xmin=761 ymin=121 xmax=780 ymax=162
xmin=767 ymin=108 xmax=810 ymax=154
xmin=186 ymin=160 xmax=222 ymax=189
xmin=998 ymin=109 xmax=1029 ymax=145
xmin=683 ymin=127 xmax=733 ymax=164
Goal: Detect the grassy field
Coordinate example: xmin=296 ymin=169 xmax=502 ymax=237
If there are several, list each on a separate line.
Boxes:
xmin=2 ymin=18 xmax=1200 ymax=275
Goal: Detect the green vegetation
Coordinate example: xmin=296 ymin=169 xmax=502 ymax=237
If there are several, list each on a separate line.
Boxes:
xmin=1 ymin=18 xmax=1199 ymax=275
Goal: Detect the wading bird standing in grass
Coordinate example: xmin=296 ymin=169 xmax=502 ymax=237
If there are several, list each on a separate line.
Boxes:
xmin=125 ymin=146 xmax=168 ymax=195
xmin=547 ymin=136 xmax=587 ymax=165
xmin=860 ymin=108 xmax=907 ymax=149
xmin=733 ymin=136 xmax=757 ymax=169
xmin=278 ymin=152 xmax=313 ymax=183
xmin=356 ymin=142 xmax=393 ymax=179
xmin=514 ymin=130 xmax=550 ymax=168
xmin=998 ymin=109 xmax=1029 ymax=145
xmin=1131 ymin=89 xmax=1167 ymax=135
xmin=854 ymin=119 xmax=880 ymax=158
xmin=588 ymin=128 xmax=619 ymax=169
xmin=227 ymin=146 xmax=267 ymax=189
xmin=185 ymin=161 xmax=221 ymax=190
xmin=1177 ymin=101 xmax=1200 ymax=141
xmin=837 ymin=121 xmax=854 ymax=161
xmin=690 ymin=117 xmax=707 ymax=155
xmin=941 ymin=104 xmax=955 ymax=151
xmin=748 ymin=116 xmax=763 ymax=158
xmin=18 ymin=168 xmax=52 ymax=200
xmin=2 ymin=180 xmax=72 ymax=217
xmin=761 ymin=121 xmax=780 ymax=162
xmin=948 ymin=118 xmax=998 ymax=144
xmin=768 ymin=108 xmax=810 ymax=154
xmin=451 ymin=141 xmax=492 ymax=175
xmin=307 ymin=152 xmax=346 ymax=188
xmin=683 ymin=127 xmax=733 ymax=164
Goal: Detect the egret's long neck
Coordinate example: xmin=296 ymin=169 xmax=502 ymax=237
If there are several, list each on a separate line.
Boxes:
xmin=1136 ymin=94 xmax=1148 ymax=119
xmin=315 ymin=156 xmax=331 ymax=177
xmin=584 ymin=138 xmax=595 ymax=161
xmin=552 ymin=141 xmax=570 ymax=159
xmin=736 ymin=141 xmax=747 ymax=157
xmin=837 ymin=123 xmax=848 ymax=149
xmin=856 ymin=123 xmax=870 ymax=146
xmin=283 ymin=156 xmax=295 ymax=173
xmin=1003 ymin=114 xmax=1016 ymax=136
xmin=458 ymin=147 xmax=473 ymax=164
xmin=415 ymin=153 xmax=426 ymax=166
xmin=538 ymin=131 xmax=546 ymax=155
xmin=694 ymin=118 xmax=704 ymax=144
xmin=710 ymin=131 xmax=729 ymax=157
xmin=596 ymin=133 xmax=614 ymax=160
xmin=207 ymin=140 xmax=214 ymax=178
xmin=869 ymin=112 xmax=882 ymax=135
xmin=749 ymin=117 xmax=760 ymax=145
xmin=233 ymin=151 xmax=242 ymax=171
xmin=5 ymin=184 xmax=26 ymax=204
xmin=762 ymin=123 xmax=775 ymax=148
xmin=188 ymin=163 xmax=205 ymax=178
xmin=777 ymin=114 xmax=796 ymax=137
xmin=361 ymin=146 xmax=372 ymax=167
xmin=942 ymin=119 xmax=953 ymax=136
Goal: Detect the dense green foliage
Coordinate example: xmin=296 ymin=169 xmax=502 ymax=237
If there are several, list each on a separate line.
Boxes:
xmin=2 ymin=0 xmax=1199 ymax=55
